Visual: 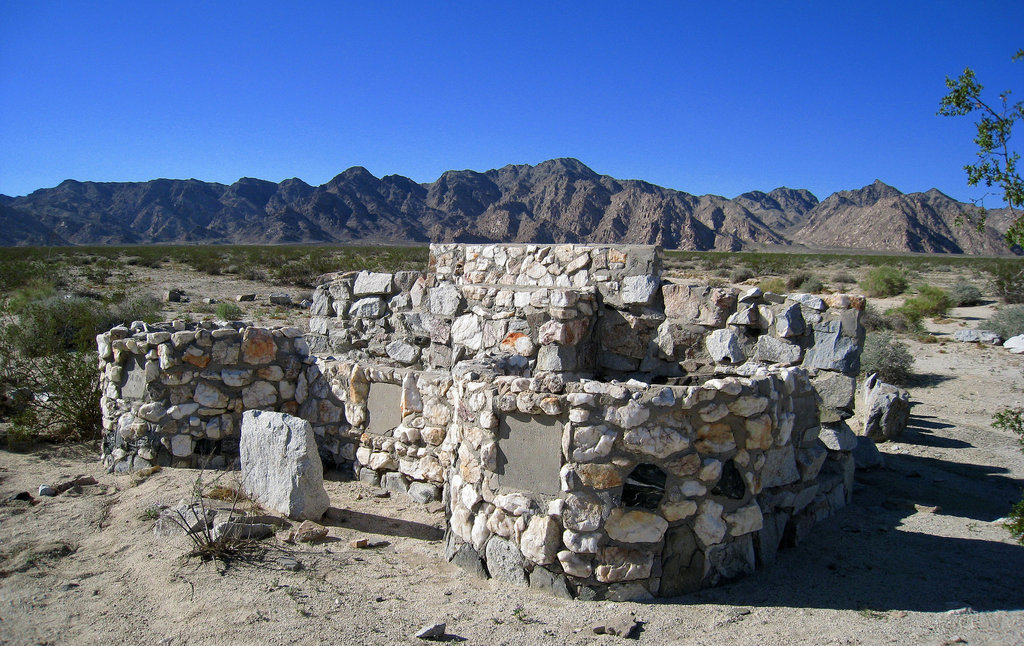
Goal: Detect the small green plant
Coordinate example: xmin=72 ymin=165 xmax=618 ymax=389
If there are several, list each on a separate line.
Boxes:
xmin=215 ymin=302 xmax=243 ymax=320
xmin=983 ymin=305 xmax=1024 ymax=339
xmin=860 ymin=266 xmax=907 ymax=297
xmin=860 ymin=331 xmax=914 ymax=385
xmin=139 ymin=505 xmax=163 ymax=521
xmin=758 ymin=277 xmax=787 ymax=294
xmin=949 ymin=280 xmax=984 ymax=307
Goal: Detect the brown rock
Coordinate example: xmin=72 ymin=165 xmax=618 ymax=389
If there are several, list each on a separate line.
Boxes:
xmin=291 ymin=520 xmax=329 ymax=543
xmin=241 ymin=328 xmax=277 ymax=365
xmin=576 ymin=464 xmax=623 ymax=489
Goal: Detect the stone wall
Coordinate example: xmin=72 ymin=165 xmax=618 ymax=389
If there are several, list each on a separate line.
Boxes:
xmin=320 ymin=355 xmax=852 ymax=600
xmin=98 ymin=242 xmax=866 ymax=600
xmin=97 ymin=321 xmax=354 ymax=471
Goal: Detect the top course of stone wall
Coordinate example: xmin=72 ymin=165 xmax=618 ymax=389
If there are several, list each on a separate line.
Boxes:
xmin=307 ymin=243 xmax=864 ymax=402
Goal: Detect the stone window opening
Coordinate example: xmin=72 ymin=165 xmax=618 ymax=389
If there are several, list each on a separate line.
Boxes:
xmin=621 ymin=464 xmax=667 ymax=510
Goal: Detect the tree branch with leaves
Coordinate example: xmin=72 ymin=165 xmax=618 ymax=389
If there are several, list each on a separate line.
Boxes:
xmin=938 ymin=49 xmax=1024 ymax=248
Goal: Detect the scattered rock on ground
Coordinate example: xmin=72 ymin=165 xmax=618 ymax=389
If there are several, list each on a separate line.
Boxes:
xmin=291 ymin=520 xmax=329 ymax=543
xmin=591 ymin=613 xmax=641 ymax=638
xmin=1004 ymin=334 xmax=1024 ymax=354
xmin=415 ymin=622 xmax=446 ymax=640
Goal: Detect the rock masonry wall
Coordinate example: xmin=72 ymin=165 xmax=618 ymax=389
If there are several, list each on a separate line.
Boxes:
xmin=99 ymin=242 xmax=866 ymax=600
xmin=97 ymin=321 xmax=353 ymax=471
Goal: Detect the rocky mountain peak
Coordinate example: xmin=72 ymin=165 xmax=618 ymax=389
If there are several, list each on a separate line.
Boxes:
xmin=0 ymin=159 xmax=1015 ymax=255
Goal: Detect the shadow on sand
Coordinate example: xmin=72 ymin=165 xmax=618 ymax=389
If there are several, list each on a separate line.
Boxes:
xmin=658 ymin=447 xmax=1024 ymax=612
xmin=320 ymin=507 xmax=444 ymax=542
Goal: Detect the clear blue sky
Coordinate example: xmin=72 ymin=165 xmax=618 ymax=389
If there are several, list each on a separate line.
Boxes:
xmin=1 ymin=1 xmax=1021 ymax=205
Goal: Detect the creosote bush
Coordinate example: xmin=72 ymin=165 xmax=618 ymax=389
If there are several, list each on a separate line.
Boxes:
xmin=949 ymin=280 xmax=984 ymax=307
xmin=0 ymin=286 xmax=160 ymax=445
xmin=987 ymin=260 xmax=1024 ymax=304
xmin=887 ymin=284 xmax=951 ymax=329
xmin=860 ymin=266 xmax=908 ymax=297
xmin=729 ymin=267 xmax=754 ymax=283
xmin=860 ymin=331 xmax=914 ymax=385
xmin=983 ymin=305 xmax=1024 ymax=340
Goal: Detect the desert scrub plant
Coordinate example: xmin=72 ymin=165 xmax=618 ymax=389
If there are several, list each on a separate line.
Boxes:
xmin=173 ymin=470 xmax=265 ymax=562
xmin=949 ymin=280 xmax=984 ymax=307
xmin=729 ymin=267 xmax=754 ymax=283
xmin=983 ymin=305 xmax=1024 ymax=339
xmin=860 ymin=303 xmax=899 ymax=332
xmin=860 ymin=331 xmax=914 ymax=385
xmin=993 ymin=407 xmax=1024 ymax=544
xmin=887 ymin=284 xmax=951 ymax=328
xmin=758 ymin=277 xmax=787 ymax=294
xmin=832 ymin=270 xmax=856 ymax=285
xmin=988 ymin=261 xmax=1024 ymax=304
xmin=0 ymin=342 xmax=101 ymax=443
xmin=109 ymin=294 xmax=163 ymax=326
xmin=859 ymin=266 xmax=908 ymax=297
xmin=215 ymin=302 xmax=244 ymax=320
xmin=798 ymin=276 xmax=824 ymax=293
xmin=785 ymin=271 xmax=812 ymax=290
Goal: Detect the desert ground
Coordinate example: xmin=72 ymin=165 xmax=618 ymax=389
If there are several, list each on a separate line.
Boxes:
xmin=1 ymin=260 xmax=1022 ymax=645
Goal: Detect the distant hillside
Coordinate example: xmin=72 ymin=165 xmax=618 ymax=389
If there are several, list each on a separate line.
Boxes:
xmin=0 ymin=159 xmax=1015 ymax=254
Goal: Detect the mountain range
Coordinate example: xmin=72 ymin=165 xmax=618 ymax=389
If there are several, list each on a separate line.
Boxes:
xmin=0 ymin=158 xmax=1015 ymax=254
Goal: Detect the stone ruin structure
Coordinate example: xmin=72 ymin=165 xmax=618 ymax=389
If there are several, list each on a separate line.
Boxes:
xmin=98 ymin=243 xmax=865 ymax=600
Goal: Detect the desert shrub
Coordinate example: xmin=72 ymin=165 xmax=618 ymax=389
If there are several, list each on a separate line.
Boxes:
xmin=758 ymin=277 xmax=787 ymax=294
xmin=949 ymin=280 xmax=984 ymax=307
xmin=110 ymin=294 xmax=163 ymax=326
xmin=12 ymin=296 xmax=111 ymax=356
xmin=889 ymin=285 xmax=950 ymax=326
xmin=0 ymin=315 xmax=101 ymax=444
xmin=860 ymin=266 xmax=907 ymax=297
xmin=0 ymin=289 xmax=157 ymax=444
xmin=860 ymin=303 xmax=898 ymax=331
xmin=993 ymin=408 xmax=1024 ymax=544
xmin=733 ymin=266 xmax=757 ymax=282
xmin=0 ymin=260 xmax=56 ymax=293
xmin=833 ymin=271 xmax=856 ymax=284
xmin=5 ymin=278 xmax=57 ymax=312
xmin=215 ymin=302 xmax=243 ymax=320
xmin=984 ymin=259 xmax=1024 ymax=304
xmin=798 ymin=276 xmax=824 ymax=293
xmin=859 ymin=331 xmax=914 ymax=385
xmin=241 ymin=265 xmax=269 ymax=281
xmin=983 ymin=305 xmax=1024 ymax=339
xmin=786 ymin=271 xmax=812 ymax=290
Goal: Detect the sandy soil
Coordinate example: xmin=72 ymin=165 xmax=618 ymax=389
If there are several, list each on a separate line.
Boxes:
xmin=1 ymin=267 xmax=1023 ymax=645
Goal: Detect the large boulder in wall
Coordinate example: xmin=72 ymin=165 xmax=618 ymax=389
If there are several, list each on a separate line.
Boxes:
xmin=240 ymin=410 xmax=330 ymax=520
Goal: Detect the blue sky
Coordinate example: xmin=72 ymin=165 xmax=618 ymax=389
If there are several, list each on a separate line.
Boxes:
xmin=1 ymin=1 xmax=1022 ymax=205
